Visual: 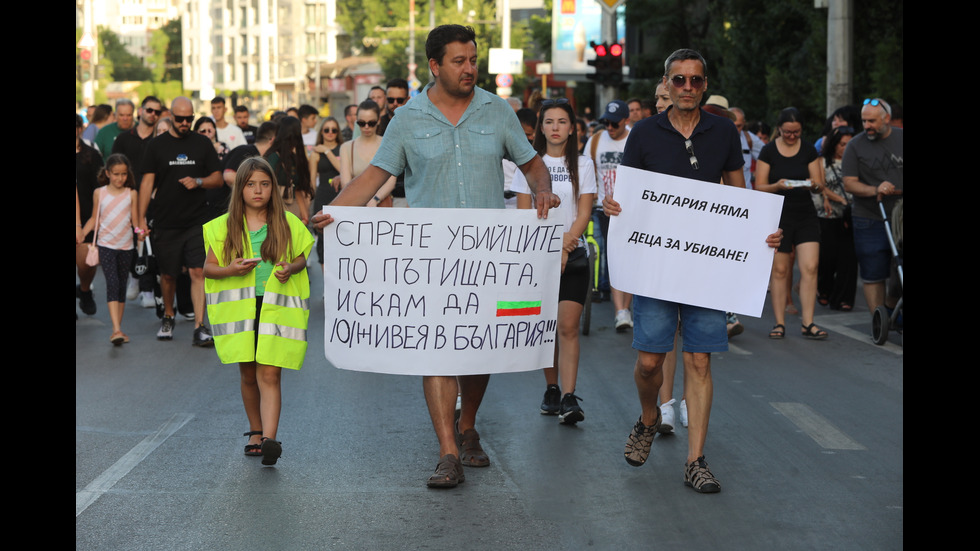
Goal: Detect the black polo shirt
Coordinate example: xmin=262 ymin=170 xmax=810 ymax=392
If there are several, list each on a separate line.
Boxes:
xmin=621 ymin=107 xmax=743 ymax=183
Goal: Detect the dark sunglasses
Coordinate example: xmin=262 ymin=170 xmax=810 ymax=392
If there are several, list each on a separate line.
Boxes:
xmin=669 ymin=75 xmax=706 ymax=89
xmin=356 ymin=120 xmax=378 ymax=128
xmin=387 ymin=96 xmax=407 ymax=105
xmin=143 ymin=107 xmax=162 ymax=115
xmin=541 ymin=98 xmax=569 ymax=108
xmin=603 ymin=119 xmax=622 ymax=129
xmin=833 ymin=126 xmax=855 ymax=136
xmin=173 ymin=115 xmax=194 ymax=123
xmin=322 ymin=127 xmax=339 ymax=133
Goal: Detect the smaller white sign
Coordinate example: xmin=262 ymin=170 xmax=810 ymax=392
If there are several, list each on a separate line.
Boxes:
xmin=489 ymin=48 xmax=524 ymax=75
xmin=607 ymin=166 xmax=784 ymax=317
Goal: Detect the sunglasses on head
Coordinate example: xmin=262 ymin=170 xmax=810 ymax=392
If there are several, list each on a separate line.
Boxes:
xmin=387 ymin=96 xmax=407 ymax=105
xmin=863 ymin=98 xmax=891 ymax=116
xmin=356 ymin=120 xmax=378 ymax=128
xmin=541 ymin=98 xmax=569 ymax=108
xmin=668 ymin=75 xmax=706 ymax=89
xmin=173 ymin=115 xmax=194 ymax=123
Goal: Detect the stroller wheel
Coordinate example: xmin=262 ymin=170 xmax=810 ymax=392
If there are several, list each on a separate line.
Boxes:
xmin=872 ymin=305 xmax=890 ymax=345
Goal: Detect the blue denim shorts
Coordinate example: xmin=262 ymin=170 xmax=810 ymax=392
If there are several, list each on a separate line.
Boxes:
xmin=632 ymin=295 xmax=728 ymax=354
xmin=852 ymin=216 xmax=890 ymax=283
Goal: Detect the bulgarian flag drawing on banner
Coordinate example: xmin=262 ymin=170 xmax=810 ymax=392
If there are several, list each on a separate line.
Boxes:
xmin=496 ymin=299 xmax=542 ymax=317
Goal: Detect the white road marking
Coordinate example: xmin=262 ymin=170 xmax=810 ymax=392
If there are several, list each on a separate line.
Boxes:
xmin=770 ymin=402 xmax=866 ymax=450
xmin=816 ymin=313 xmax=903 ymax=356
xmin=76 ymin=413 xmax=194 ymax=516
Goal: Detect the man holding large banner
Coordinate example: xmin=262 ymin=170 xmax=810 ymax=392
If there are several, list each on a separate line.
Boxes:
xmin=603 ymin=49 xmax=782 ymax=494
xmin=314 ymin=25 xmax=558 ymax=489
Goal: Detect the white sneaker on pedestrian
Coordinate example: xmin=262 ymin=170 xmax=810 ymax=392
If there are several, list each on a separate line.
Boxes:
xmin=680 ymin=399 xmax=689 ymax=427
xmin=140 ymin=291 xmax=155 ymax=308
xmin=659 ymin=399 xmax=676 ymax=434
xmin=615 ymin=309 xmax=633 ymax=332
xmin=126 ymin=277 xmax=140 ymax=301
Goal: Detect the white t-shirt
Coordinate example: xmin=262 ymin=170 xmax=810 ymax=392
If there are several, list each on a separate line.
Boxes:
xmin=584 ymin=129 xmax=630 ymax=203
xmin=512 ymin=154 xmax=597 ymax=248
xmin=216 ymin=123 xmax=247 ymax=150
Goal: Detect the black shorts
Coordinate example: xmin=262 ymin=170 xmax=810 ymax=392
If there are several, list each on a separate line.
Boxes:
xmin=777 ymin=211 xmax=821 ymax=253
xmin=154 ymin=225 xmax=206 ymax=276
xmin=558 ymin=248 xmax=590 ymax=305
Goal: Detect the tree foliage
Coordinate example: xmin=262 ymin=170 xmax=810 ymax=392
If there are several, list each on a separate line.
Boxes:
xmin=624 ymin=0 xmax=902 ymax=132
xmin=99 ymin=26 xmax=152 ymax=81
xmin=336 ymin=0 xmax=535 ymax=92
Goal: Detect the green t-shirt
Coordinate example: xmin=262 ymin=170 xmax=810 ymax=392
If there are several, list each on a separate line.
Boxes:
xmin=249 ymin=225 xmax=275 ymax=296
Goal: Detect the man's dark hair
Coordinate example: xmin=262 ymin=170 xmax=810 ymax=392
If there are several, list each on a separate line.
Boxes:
xmin=425 ymin=24 xmax=477 ymax=64
xmin=627 ymin=97 xmax=642 ymax=107
xmin=93 ymin=104 xmax=113 ymax=123
xmin=516 ymin=108 xmax=537 ymax=130
xmin=141 ymin=95 xmax=161 ymax=108
xmin=298 ymin=104 xmax=319 ymax=119
xmin=663 ymin=48 xmax=707 ymax=77
xmin=344 ymin=104 xmax=357 ymax=118
xmin=254 ymin=121 xmax=278 ymax=144
xmin=211 ymin=96 xmax=226 ymax=105
xmin=234 ymin=105 xmax=249 ymax=114
xmin=386 ymin=78 xmax=409 ymax=93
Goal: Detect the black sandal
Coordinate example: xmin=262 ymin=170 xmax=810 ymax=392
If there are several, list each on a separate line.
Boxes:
xmin=769 ymin=324 xmax=785 ymax=339
xmin=243 ymin=430 xmax=263 ymax=456
xmin=801 ymin=323 xmax=828 ymax=340
xmin=260 ymin=437 xmax=282 ymax=465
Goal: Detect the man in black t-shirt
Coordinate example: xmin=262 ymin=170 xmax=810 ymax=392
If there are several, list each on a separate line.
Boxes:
xmin=234 ymin=105 xmax=258 ymax=144
xmin=138 ymin=96 xmax=222 ymax=346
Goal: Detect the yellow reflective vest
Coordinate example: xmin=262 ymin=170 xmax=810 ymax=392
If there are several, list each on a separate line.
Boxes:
xmin=203 ymin=212 xmax=314 ymax=370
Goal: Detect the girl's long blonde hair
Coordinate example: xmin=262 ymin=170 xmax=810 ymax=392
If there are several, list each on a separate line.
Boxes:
xmin=223 ymin=156 xmax=293 ymax=265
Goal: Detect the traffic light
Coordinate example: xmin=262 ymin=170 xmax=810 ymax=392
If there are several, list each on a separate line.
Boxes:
xmin=607 ymin=43 xmax=623 ymax=85
xmin=586 ymin=41 xmax=623 ymax=86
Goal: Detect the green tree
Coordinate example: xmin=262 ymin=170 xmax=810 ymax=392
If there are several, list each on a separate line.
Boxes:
xmin=624 ymin=0 xmax=902 ymax=132
xmin=98 ymin=26 xmax=152 ymax=81
xmin=336 ymin=0 xmax=533 ymax=92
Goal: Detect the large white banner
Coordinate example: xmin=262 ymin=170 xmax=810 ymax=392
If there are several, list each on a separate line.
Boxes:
xmin=322 ymin=207 xmax=563 ymax=376
xmin=607 ymin=166 xmax=784 ymax=317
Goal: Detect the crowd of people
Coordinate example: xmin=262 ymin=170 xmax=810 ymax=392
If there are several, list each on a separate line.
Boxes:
xmin=77 ymin=24 xmax=902 ymax=488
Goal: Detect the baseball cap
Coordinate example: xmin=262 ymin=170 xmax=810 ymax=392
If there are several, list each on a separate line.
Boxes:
xmin=600 ymin=100 xmax=629 ymax=123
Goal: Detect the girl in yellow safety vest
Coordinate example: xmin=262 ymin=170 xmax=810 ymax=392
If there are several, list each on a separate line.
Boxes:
xmin=203 ymin=156 xmax=313 ymax=466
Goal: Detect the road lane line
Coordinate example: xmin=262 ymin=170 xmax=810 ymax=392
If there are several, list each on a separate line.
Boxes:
xmin=76 ymin=413 xmax=194 ymax=517
xmin=816 ymin=313 xmax=903 ymax=356
xmin=770 ymin=402 xmax=866 ymax=450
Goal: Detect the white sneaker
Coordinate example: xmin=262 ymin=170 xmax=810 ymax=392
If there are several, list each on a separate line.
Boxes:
xmin=140 ymin=291 xmax=155 ymax=308
xmin=680 ymin=399 xmax=689 ymax=427
xmin=659 ymin=399 xmax=676 ymax=434
xmin=126 ymin=277 xmax=140 ymax=301
xmin=615 ymin=309 xmax=633 ymax=332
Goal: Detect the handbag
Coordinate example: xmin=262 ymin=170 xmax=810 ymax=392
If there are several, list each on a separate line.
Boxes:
xmin=85 ymin=187 xmax=104 ymax=266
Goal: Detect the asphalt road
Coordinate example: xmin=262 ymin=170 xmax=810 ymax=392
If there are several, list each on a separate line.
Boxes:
xmin=77 ymin=262 xmax=903 ymax=550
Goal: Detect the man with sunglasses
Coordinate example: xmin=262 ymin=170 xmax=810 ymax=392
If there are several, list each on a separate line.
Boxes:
xmin=313 ymin=24 xmax=558 ymax=489
xmin=604 ymin=48 xmax=781 ymax=494
xmin=138 ymin=96 xmax=223 ymax=346
xmin=378 ymin=78 xmax=409 ymax=136
xmin=841 ymin=98 xmax=903 ymax=315
xmin=111 ymin=96 xmax=163 ymax=183
xmin=585 ymin=100 xmax=632 ymax=327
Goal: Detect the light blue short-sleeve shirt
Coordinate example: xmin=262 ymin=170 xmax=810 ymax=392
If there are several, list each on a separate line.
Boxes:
xmin=370 ymin=83 xmax=537 ymax=209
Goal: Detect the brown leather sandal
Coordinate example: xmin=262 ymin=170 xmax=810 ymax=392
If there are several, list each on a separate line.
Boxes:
xmin=427 ymin=454 xmax=465 ymax=488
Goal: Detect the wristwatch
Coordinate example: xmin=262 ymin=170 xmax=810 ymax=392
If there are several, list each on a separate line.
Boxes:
xmin=195 ymin=178 xmax=203 ymax=188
